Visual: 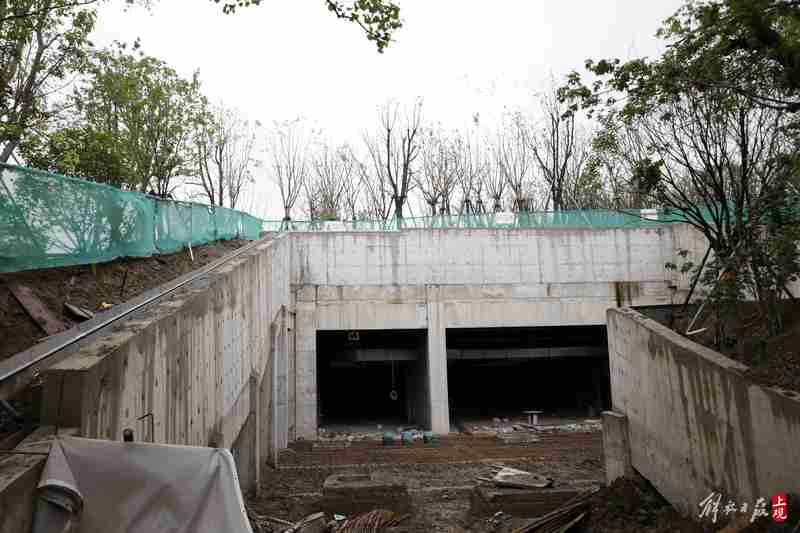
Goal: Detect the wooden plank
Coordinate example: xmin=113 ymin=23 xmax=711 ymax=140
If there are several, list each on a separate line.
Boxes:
xmin=8 ymin=283 xmax=65 ymax=336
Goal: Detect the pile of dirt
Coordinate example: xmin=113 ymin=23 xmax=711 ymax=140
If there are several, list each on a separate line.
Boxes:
xmin=672 ymin=301 xmax=800 ymax=394
xmin=581 ymin=475 xmax=773 ymax=533
xmin=0 ymin=239 xmax=247 ymax=362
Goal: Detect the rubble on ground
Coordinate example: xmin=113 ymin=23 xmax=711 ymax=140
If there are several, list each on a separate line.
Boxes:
xmin=536 ymin=419 xmax=602 ymax=432
xmin=476 ymin=465 xmax=553 ymax=490
xmin=463 ymin=417 xmax=601 ymax=440
xmin=316 ymin=427 xmax=429 ymax=445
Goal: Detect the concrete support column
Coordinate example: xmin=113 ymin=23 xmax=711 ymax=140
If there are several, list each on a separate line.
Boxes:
xmin=602 ymin=410 xmax=634 ymax=485
xmin=259 ymin=323 xmax=275 ymax=467
xmin=294 ymin=287 xmax=318 ymax=440
xmin=426 ymin=285 xmax=450 ymax=435
xmin=275 ymin=309 xmax=289 ymax=450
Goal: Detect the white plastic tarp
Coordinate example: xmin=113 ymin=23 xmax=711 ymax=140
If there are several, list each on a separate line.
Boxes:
xmin=33 ymin=436 xmax=253 ymax=533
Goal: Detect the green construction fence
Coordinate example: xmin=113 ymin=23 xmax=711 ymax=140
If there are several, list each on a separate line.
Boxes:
xmin=0 ymin=163 xmax=263 ymax=273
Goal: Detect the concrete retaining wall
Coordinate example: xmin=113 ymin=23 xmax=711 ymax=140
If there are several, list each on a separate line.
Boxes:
xmin=39 ymin=236 xmax=292 ymax=490
xmin=291 ymin=227 xmax=684 ymax=289
xmin=607 ymin=307 xmax=800 ymax=515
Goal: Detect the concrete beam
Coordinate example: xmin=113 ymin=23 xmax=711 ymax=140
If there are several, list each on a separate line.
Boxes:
xmin=343 ymin=348 xmax=420 ymax=362
xmin=447 ymin=346 xmax=607 ymax=360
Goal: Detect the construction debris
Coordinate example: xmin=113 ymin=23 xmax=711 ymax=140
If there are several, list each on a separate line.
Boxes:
xmin=524 ymin=420 xmax=602 ymax=433
xmin=496 ymin=432 xmax=540 ymax=444
xmin=284 ymin=512 xmax=327 ymax=533
xmin=245 ymin=505 xmax=294 ymax=533
xmin=332 ymin=510 xmax=407 ymax=533
xmin=510 ymin=488 xmax=598 ymax=533
xmin=9 ymin=282 xmax=66 ymax=335
xmin=64 ymin=302 xmax=94 ymax=321
xmin=477 ymin=465 xmax=553 ymax=490
xmin=317 ymin=427 xmax=429 ymax=445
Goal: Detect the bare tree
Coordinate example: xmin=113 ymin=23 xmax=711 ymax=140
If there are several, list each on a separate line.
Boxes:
xmin=190 ymin=104 xmax=257 ymax=209
xmin=483 ymin=137 xmax=507 ymax=212
xmin=363 ymin=100 xmax=423 ymax=219
xmin=357 ymin=157 xmax=392 ymax=221
xmin=304 ymin=142 xmax=355 ymax=220
xmin=558 ymin=130 xmax=595 ymax=209
xmin=268 ymin=118 xmax=312 ymax=222
xmin=496 ymin=111 xmax=534 ymax=212
xmin=528 ymin=85 xmax=595 ymax=211
xmin=339 ymin=154 xmax=363 ymax=222
xmin=453 ymin=130 xmax=485 ymax=215
xmin=417 ymin=127 xmax=458 ymax=215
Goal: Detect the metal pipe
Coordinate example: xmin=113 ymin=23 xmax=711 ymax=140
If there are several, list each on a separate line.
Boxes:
xmin=0 ymin=450 xmax=49 ymax=456
xmin=0 ymin=236 xmax=272 ymax=385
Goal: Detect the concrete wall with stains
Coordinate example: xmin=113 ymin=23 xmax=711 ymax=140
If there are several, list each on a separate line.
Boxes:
xmin=287 ymin=225 xmax=706 ymax=438
xmin=39 ymin=236 xmax=292 ymax=490
xmin=289 ymin=225 xmax=711 ymax=331
xmin=291 ymin=227 xmax=686 ymax=288
xmin=607 ymin=307 xmax=800 ymax=516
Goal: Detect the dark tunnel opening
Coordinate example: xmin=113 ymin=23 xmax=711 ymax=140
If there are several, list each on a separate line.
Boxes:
xmin=446 ymin=325 xmax=610 ymax=423
xmin=316 ymin=329 xmax=428 ymax=429
xmin=315 ymin=325 xmax=611 ymax=432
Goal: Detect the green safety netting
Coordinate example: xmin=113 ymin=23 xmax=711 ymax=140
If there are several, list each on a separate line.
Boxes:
xmin=0 ymin=164 xmax=264 ymax=273
xmin=263 ymin=209 xmax=682 ymax=232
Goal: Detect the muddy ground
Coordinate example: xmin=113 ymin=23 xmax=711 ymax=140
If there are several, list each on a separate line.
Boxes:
xmin=248 ymin=431 xmax=604 ymax=533
xmin=671 ymin=301 xmax=800 ymax=394
xmin=247 ymin=430 xmax=791 ymax=533
xmin=0 ymin=238 xmax=247 ymax=362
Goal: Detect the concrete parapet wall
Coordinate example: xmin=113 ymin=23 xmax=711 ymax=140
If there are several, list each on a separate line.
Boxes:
xmin=39 ymin=236 xmax=292 ymax=488
xmin=290 ymin=227 xmax=686 ymax=289
xmin=607 ymin=307 xmax=800 ymax=515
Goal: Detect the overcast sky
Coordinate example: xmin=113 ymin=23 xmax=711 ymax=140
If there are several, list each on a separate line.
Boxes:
xmin=92 ymin=0 xmax=685 ymax=218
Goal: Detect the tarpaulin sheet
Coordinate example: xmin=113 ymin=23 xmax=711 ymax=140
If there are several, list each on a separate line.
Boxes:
xmin=33 ymin=436 xmax=253 ymax=533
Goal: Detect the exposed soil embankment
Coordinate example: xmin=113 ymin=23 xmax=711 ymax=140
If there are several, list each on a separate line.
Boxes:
xmin=0 ymin=239 xmax=247 ymax=362
xmin=671 ymin=301 xmax=800 ymax=393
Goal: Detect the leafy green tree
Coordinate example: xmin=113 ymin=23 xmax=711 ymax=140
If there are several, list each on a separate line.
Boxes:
xmin=560 ymin=0 xmax=800 ymax=119
xmin=4 ymin=1 xmax=401 ymax=54
xmin=19 ymin=126 xmax=131 ymax=186
xmin=561 ymin=0 xmax=800 ymax=338
xmin=0 ymin=0 xmax=96 ymax=162
xmin=73 ymin=42 xmax=206 ymax=194
xmin=660 ymin=0 xmax=800 ymax=112
xmin=216 ymin=0 xmax=402 ymax=53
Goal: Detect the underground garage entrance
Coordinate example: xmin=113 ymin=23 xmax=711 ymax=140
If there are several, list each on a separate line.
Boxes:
xmin=316 ymin=329 xmax=429 ymax=431
xmin=316 ymin=325 xmax=610 ymax=433
xmin=446 ymin=326 xmax=610 ymax=427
